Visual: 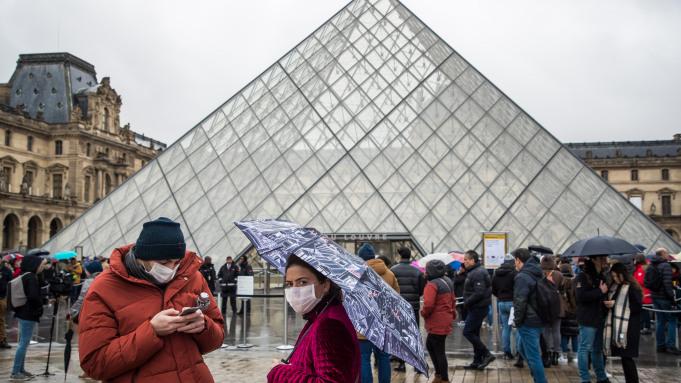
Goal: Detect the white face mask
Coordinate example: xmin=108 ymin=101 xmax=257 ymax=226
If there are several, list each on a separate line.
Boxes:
xmin=285 ymin=284 xmax=322 ymax=314
xmin=148 ymin=262 xmax=179 ymax=284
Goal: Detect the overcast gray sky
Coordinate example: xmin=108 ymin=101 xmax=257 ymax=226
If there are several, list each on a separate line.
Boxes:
xmin=2 ymin=0 xmax=679 ymax=146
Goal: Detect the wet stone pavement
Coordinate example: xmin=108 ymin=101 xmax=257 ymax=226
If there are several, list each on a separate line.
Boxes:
xmin=2 ymin=296 xmax=680 ymax=382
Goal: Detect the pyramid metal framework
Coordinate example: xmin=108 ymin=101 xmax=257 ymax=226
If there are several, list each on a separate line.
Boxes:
xmin=43 ymin=0 xmax=680 ymax=259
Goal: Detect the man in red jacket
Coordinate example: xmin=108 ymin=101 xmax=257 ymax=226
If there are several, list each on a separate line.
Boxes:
xmin=78 ymin=217 xmax=224 ymax=382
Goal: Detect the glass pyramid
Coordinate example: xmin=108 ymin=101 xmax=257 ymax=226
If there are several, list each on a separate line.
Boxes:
xmin=43 ymin=0 xmax=680 ymax=258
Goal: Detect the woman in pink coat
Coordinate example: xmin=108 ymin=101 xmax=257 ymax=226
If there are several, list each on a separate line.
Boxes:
xmin=268 ymin=255 xmax=360 ymax=383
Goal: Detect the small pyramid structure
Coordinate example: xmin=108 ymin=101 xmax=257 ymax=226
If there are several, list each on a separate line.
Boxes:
xmin=44 ymin=0 xmax=680 ymax=258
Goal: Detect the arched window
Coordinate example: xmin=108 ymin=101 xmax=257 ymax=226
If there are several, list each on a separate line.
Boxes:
xmin=2 ymin=214 xmax=20 ymax=250
xmin=105 ymin=174 xmax=112 ymax=195
xmin=84 ymin=175 xmax=91 ymax=203
xmin=27 ymin=136 xmax=33 ymax=151
xmin=104 ymin=108 xmax=110 ymax=131
xmin=86 ymin=143 xmax=91 ymax=157
xmin=4 ymin=130 xmax=10 ymax=146
xmin=27 ymin=216 xmax=43 ymax=249
xmin=55 ymin=140 xmax=63 ymax=155
xmin=49 ymin=217 xmax=63 ymax=238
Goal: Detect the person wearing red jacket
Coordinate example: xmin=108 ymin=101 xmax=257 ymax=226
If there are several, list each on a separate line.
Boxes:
xmin=633 ymin=254 xmax=653 ymax=335
xmin=421 ymin=260 xmax=456 ymax=383
xmin=78 ymin=217 xmax=224 ymax=382
xmin=268 ymin=254 xmax=360 ymax=383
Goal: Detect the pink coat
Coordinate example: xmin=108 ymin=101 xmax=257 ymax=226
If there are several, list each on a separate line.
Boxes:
xmin=268 ymin=297 xmax=360 ymax=383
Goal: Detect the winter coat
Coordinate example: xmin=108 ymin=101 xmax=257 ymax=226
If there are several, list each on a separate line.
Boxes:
xmin=217 ymin=262 xmax=239 ymax=292
xmin=358 ymin=259 xmax=399 ymax=340
xmin=391 ymin=261 xmax=425 ymax=310
xmin=78 ymin=244 xmax=225 ymax=383
xmin=453 ymin=270 xmax=466 ymax=300
xmin=8 ymin=255 xmax=44 ymax=322
xmin=199 ymin=263 xmax=217 ymax=293
xmin=558 ymin=270 xmax=579 ymax=336
xmin=0 ymin=264 xmax=12 ymax=298
xmin=609 ymin=284 xmax=642 ymax=358
xmin=575 ymin=266 xmax=607 ymax=328
xmin=463 ymin=263 xmax=492 ymax=310
xmin=238 ymin=261 xmax=253 ymax=276
xmin=491 ymin=261 xmax=516 ymax=302
xmin=648 ymin=255 xmax=675 ymax=301
xmin=421 ymin=276 xmax=456 ymax=335
xmin=268 ymin=296 xmax=360 ymax=383
xmin=633 ymin=264 xmax=652 ymax=305
xmin=513 ymin=256 xmax=543 ymax=328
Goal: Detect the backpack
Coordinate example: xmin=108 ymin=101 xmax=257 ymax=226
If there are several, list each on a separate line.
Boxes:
xmin=8 ymin=273 xmax=28 ymax=308
xmin=534 ymin=277 xmax=561 ymax=324
xmin=644 ymin=264 xmax=663 ymax=293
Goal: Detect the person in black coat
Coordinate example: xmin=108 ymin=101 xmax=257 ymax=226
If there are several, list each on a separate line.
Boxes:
xmin=647 ymin=248 xmax=680 ymax=354
xmin=217 ymin=256 xmax=240 ymax=315
xmin=605 ymin=262 xmax=642 ymax=383
xmin=462 ymin=250 xmax=494 ymax=370
xmin=237 ymin=256 xmax=254 ymax=315
xmin=0 ymin=258 xmax=13 ymax=348
xmin=199 ymin=256 xmax=218 ymax=295
xmin=492 ymin=255 xmax=516 ymax=359
xmin=390 ymin=247 xmax=425 ymax=372
xmin=8 ymin=255 xmax=46 ymax=379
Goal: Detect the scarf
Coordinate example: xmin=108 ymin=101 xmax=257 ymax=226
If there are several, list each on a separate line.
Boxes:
xmin=604 ymin=283 xmax=630 ymax=355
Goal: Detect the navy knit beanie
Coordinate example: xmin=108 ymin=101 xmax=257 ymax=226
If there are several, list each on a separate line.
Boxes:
xmin=357 ymin=243 xmax=376 ymax=261
xmin=85 ymin=260 xmax=103 ymax=274
xmin=135 ymin=217 xmax=186 ymax=260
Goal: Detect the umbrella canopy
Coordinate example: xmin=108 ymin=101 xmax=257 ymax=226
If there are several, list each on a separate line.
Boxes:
xmin=670 ymin=252 xmax=681 ymax=263
xmin=417 ymin=251 xmax=464 ymax=268
xmin=27 ymin=248 xmax=50 ymax=257
xmin=235 ymin=219 xmax=428 ymax=375
xmin=53 ymin=251 xmax=77 ymax=261
xmin=528 ymin=245 xmax=554 ymax=255
xmin=563 ymin=236 xmax=639 ymax=258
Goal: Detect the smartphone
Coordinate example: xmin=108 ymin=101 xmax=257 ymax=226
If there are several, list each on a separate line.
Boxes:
xmin=180 ymin=307 xmax=199 ymax=316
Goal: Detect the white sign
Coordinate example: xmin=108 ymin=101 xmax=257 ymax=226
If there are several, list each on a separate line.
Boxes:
xmin=236 ymin=276 xmax=254 ymax=296
xmin=482 ymin=232 xmax=508 ymax=269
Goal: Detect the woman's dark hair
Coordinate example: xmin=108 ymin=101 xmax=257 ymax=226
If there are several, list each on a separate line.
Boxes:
xmin=286 ymin=254 xmax=328 ymax=283
xmin=634 ymin=253 xmax=647 ymax=266
xmin=378 ymin=255 xmax=393 ymax=268
xmin=610 ymin=262 xmax=641 ymax=291
xmin=203 ymin=256 xmax=212 ymax=265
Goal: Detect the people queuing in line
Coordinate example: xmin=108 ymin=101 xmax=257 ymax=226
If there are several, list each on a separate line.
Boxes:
xmin=218 ymin=256 xmax=240 ymax=316
xmin=558 ymin=261 xmax=579 ymax=363
xmin=391 ymin=246 xmax=425 ymax=372
xmin=421 ymin=260 xmax=456 ymax=383
xmin=237 ymin=256 xmax=254 ymax=315
xmin=633 ymin=253 xmax=653 ymax=335
xmin=540 ymin=255 xmax=562 ymax=367
xmin=357 ymin=243 xmax=399 ymax=383
xmin=0 ymin=255 xmax=14 ymax=349
xmin=461 ymin=250 xmax=495 ymax=370
xmin=199 ymin=256 xmax=218 ymax=296
xmin=645 ymin=248 xmax=681 ymax=355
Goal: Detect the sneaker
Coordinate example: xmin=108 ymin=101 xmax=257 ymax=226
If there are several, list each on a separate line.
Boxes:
xmin=477 ymin=354 xmax=496 ymax=370
xmin=9 ymin=372 xmax=33 ymax=381
xmin=558 ymin=353 xmax=568 ymax=364
xmin=20 ymin=371 xmax=34 ymax=378
xmin=514 ymin=355 xmax=524 ymax=368
xmin=503 ymin=352 xmax=514 ymax=360
xmin=463 ymin=363 xmax=480 ymax=370
xmin=0 ymin=341 xmax=11 ymax=349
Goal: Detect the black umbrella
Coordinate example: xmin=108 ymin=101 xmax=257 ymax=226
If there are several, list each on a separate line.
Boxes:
xmin=529 ymin=245 xmax=554 ymax=255
xmin=563 ymin=236 xmax=639 ymax=258
xmin=27 ymin=248 xmax=50 ymax=257
xmin=64 ymin=319 xmax=74 ymax=381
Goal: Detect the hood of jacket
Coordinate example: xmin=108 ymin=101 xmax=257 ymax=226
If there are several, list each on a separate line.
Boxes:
xmin=520 ymin=256 xmax=543 ymax=280
xmin=109 ymin=243 xmax=201 ymax=286
xmin=20 ymin=255 xmax=44 ymax=274
xmin=367 ymin=258 xmax=388 ymax=276
xmin=495 ymin=260 xmax=516 ymax=276
xmin=650 ymin=253 xmax=668 ymax=266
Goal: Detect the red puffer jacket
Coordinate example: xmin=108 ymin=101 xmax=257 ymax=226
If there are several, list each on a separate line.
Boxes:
xmin=421 ymin=277 xmax=456 ymax=335
xmin=633 ymin=264 xmax=652 ymax=305
xmin=78 ymin=244 xmax=225 ymax=382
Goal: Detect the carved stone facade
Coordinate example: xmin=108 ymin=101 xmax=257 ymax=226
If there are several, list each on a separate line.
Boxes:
xmin=0 ymin=53 xmax=166 ymax=251
xmin=567 ymin=135 xmax=681 ymax=241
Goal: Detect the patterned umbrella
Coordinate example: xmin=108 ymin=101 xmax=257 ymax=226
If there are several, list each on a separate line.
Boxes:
xmin=234 ymin=219 xmax=429 ymax=375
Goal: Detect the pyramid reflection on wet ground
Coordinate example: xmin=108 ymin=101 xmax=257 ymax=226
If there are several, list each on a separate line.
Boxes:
xmin=43 ymin=0 xmax=680 ymax=259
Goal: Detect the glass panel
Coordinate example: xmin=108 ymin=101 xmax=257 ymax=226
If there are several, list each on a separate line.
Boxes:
xmin=470 ymin=151 xmax=504 ymax=187
xmin=206 ymin=175 xmax=237 ymax=211
xmin=219 ymin=141 xmax=249 ymax=172
xmin=532 ymin=212 xmax=571 ymax=250
xmin=261 ymin=156 xmax=294 ymax=191
xmin=452 ymin=133 xmax=484 ymax=166
xmin=452 ymin=171 xmax=485 ymax=208
xmin=413 ymin=213 xmax=447 ymax=252
xmin=490 ymin=170 xmax=524 ymax=208
xmin=241 ymin=176 xmax=271 ymax=211
xmin=320 ymin=194 xmax=355 ymax=231
xmin=364 ymin=154 xmax=396 ymax=187
xmin=438 ymin=83 xmax=468 ymax=114
xmin=421 ymin=100 xmax=450 ymax=130
xmin=134 ymin=160 xmax=163 ymax=192
xmin=455 ymin=67 xmax=484 ymax=95
xmin=435 ymin=116 xmax=467 ymax=148
xmin=343 ymin=173 xmax=375 ymax=209
xmin=108 ymin=179 xmax=140 ymax=213
xmin=453 ymin=99 xmax=485 ymax=129
xmin=418 ymin=133 xmax=448 ymax=167
xmin=488 ymin=97 xmax=519 ymax=128
xmin=433 ymin=192 xmax=466 ymax=229
xmin=116 ymin=197 xmax=148 ymax=232
xmin=394 ymin=192 xmax=428 ymax=230
xmin=175 ymin=178 xmax=204 ymax=211
xmin=83 ymin=199 xmax=115 ymax=233
xmin=414 ymin=171 xmax=447 ymax=207
xmin=252 ymin=139 xmax=281 ymax=171
xmin=568 ymin=168 xmax=607 ymax=208
xmin=527 ymin=130 xmax=560 ymax=164
xmin=180 ymin=127 xmax=209 ymax=155
xmin=546 ymin=148 xmax=583 ymax=185
xmin=489 ymin=132 xmax=522 ymax=167
xmin=338 ymin=213 xmax=371 ymax=233
xmin=471 ymin=191 xmax=504 ymax=229
xmin=273 ymin=175 xmax=306 ymax=210
xmin=141 ymin=178 xmax=172 ymax=213
xmin=530 ymin=169 xmax=563 ymax=208
xmin=574 ymin=211 xmax=615 ymax=238
xmin=210 ymin=123 xmax=239 ymax=155
xmin=296 ymin=155 xmax=327 ymax=189
xmin=90 ymin=223 xmax=123 ymax=257
xmin=452 ymin=213 xmax=484 ymax=250
xmin=197 ymin=159 xmax=227 ymax=193
xmin=216 ymin=196 xmax=250 ymax=227
xmin=165 ymin=161 xmax=195 ymax=192
xmin=398 ymin=152 xmax=430 ymax=188
xmin=357 ymin=193 xmax=393 ymax=231
xmin=149 ymin=197 xmax=181 ymax=223
xmin=434 ymin=151 xmax=466 ymax=186
xmin=188 ymin=142 xmax=218 ymax=173
xmin=472 ymin=82 xmax=501 ymax=111
xmin=592 ymin=188 xmax=633 ymax=231
xmin=379 ymin=170 xmax=412 ymax=207
xmin=182 ymin=196 xmax=214 ymax=233
xmin=507 ymin=114 xmax=539 ymax=146
xmin=329 ymin=155 xmax=360 ymax=189
xmin=510 ymin=191 xmax=547 ymax=227
xmin=401 ymin=117 xmax=433 ymax=150
xmin=249 ymin=195 xmax=284 ymax=219
xmin=230 ymin=158 xmax=259 ymax=191
xmin=508 ymin=150 xmax=541 ymax=185
xmin=493 ymin=213 xmax=529 ymax=250
xmin=384 ymin=134 xmax=415 ymax=169
xmin=470 ymin=115 xmax=503 ymax=146
xmin=157 ymin=143 xmax=186 ymax=173
xmin=551 ymin=190 xmax=589 ymax=231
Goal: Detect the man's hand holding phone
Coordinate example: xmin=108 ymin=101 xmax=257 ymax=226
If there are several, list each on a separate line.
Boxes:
xmin=176 ymin=307 xmax=206 ymax=334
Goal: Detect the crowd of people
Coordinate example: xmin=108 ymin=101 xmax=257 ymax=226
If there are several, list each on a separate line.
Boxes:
xmin=1 ymin=215 xmax=680 ymax=383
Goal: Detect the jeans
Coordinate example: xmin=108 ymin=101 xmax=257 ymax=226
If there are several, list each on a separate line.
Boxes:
xmin=497 ymin=301 xmax=514 ymax=354
xmin=578 ymin=325 xmax=607 ymax=382
xmin=12 ymin=319 xmax=36 ymax=374
xmin=518 ymin=326 xmax=547 ymax=383
xmin=487 ymin=304 xmax=494 ymax=326
xmin=653 ymin=298 xmax=677 ymax=349
xmin=561 ymin=334 xmax=578 ymax=353
xmin=360 ymin=339 xmax=391 ymax=383
xmin=426 ymin=334 xmax=448 ymax=380
xmin=463 ymin=306 xmax=490 ymax=364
